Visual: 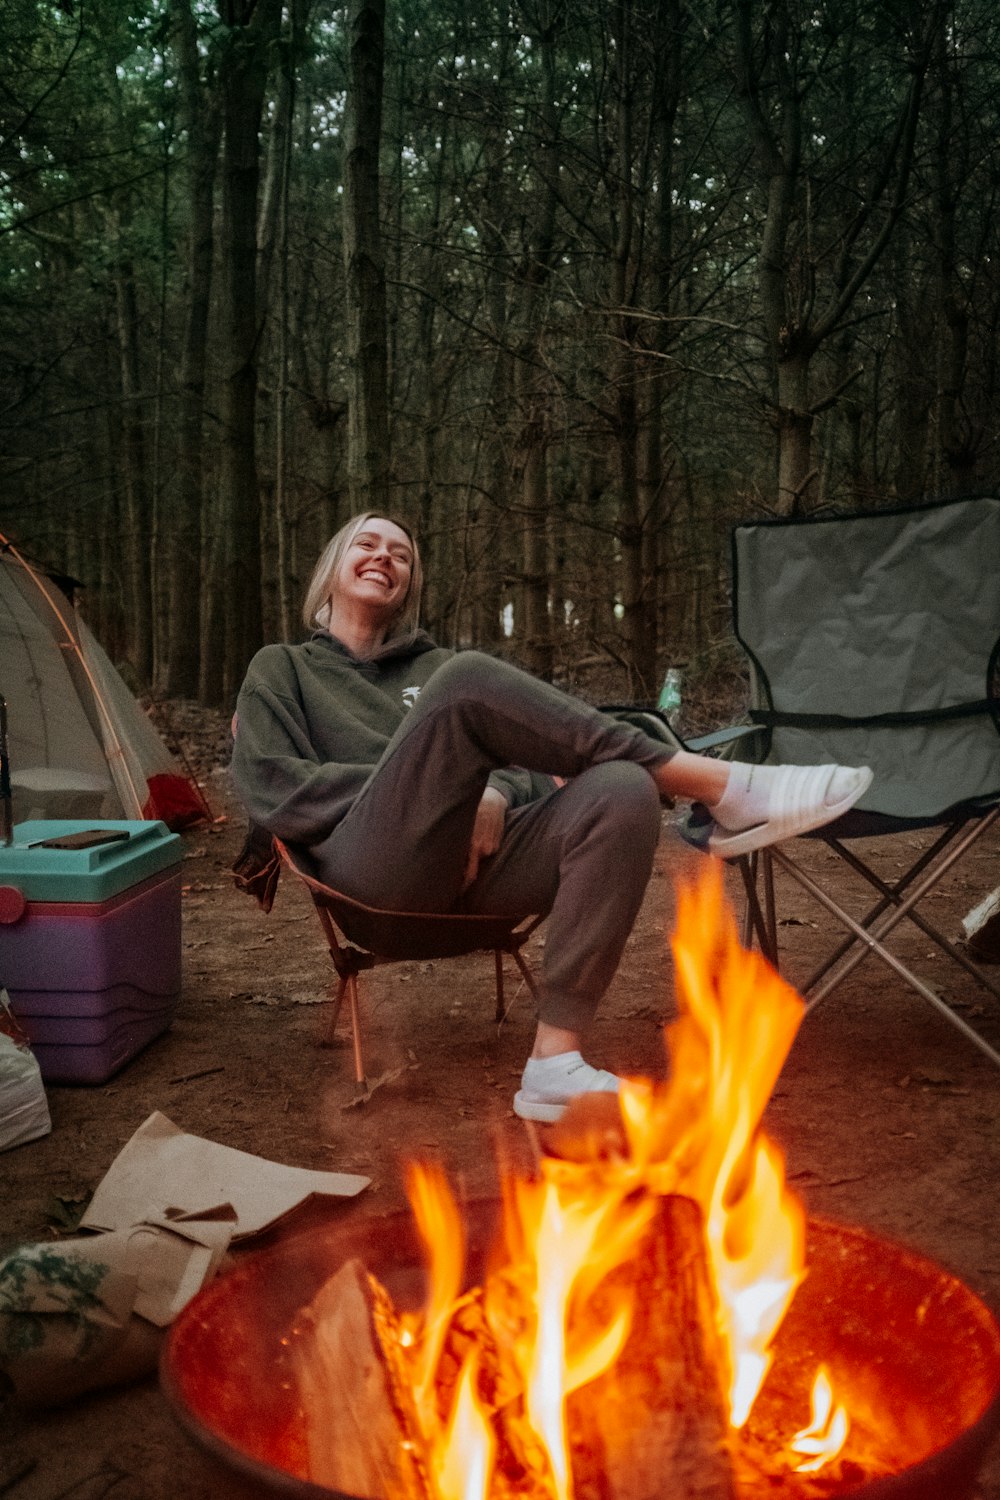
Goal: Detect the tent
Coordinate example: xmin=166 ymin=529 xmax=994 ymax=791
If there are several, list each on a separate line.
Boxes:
xmin=0 ymin=538 xmax=209 ymax=831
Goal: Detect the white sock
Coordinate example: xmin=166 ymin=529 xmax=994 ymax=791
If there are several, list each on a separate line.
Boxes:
xmin=707 ymin=762 xmax=863 ymax=833
xmin=521 ymin=1051 xmax=618 ymax=1096
xmin=523 ymin=1050 xmax=586 ymax=1082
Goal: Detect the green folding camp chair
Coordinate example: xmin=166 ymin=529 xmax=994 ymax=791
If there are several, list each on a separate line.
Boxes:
xmin=705 ymin=496 xmax=1000 ymax=1067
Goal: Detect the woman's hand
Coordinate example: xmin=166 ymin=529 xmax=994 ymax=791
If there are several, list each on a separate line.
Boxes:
xmin=464 ymin=786 xmax=508 ymax=888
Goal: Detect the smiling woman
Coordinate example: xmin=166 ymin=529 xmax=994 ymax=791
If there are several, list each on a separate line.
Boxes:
xmin=230 ymin=513 xmax=871 ymax=1122
xmin=302 ymin=513 xmax=424 ymax=653
xmin=324 ymin=519 xmax=414 ymax=654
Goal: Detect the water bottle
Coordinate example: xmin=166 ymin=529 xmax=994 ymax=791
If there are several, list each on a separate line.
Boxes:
xmin=657 ymin=667 xmax=682 ymax=728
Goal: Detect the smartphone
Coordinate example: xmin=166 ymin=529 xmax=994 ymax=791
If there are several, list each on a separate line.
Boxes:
xmin=29 ymin=830 xmax=131 ymax=851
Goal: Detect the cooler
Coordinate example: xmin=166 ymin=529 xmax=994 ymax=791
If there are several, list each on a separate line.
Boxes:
xmin=0 ymin=820 xmax=184 ymax=1084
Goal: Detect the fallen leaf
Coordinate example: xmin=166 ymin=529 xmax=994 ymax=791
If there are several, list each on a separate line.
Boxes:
xmin=44 ymin=1193 xmax=91 ymax=1233
xmin=621 ymin=1005 xmax=666 ymax=1023
xmin=340 ymin=1066 xmax=406 ymax=1108
xmin=909 ymin=1069 xmax=957 ymax=1088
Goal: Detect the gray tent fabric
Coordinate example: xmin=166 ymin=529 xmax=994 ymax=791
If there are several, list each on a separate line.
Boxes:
xmin=732 ymin=497 xmax=1000 ymax=821
xmin=0 ymin=545 xmax=206 ymax=828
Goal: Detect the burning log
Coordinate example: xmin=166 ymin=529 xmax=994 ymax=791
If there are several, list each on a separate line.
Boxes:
xmin=289 ymin=1257 xmax=432 ymax=1500
xmin=567 ymin=1193 xmax=736 ymax=1500
xmin=289 ymin=1193 xmax=737 ymax=1500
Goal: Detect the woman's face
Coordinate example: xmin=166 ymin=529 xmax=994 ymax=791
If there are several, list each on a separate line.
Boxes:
xmin=331 ymin=517 xmax=414 ymax=626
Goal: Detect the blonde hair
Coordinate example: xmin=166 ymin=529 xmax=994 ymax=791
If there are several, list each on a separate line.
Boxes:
xmin=302 ymin=512 xmax=423 ymax=644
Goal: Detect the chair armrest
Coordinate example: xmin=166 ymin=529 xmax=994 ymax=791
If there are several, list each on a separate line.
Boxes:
xmin=685 ymin=723 xmax=766 ymax=755
xmin=601 ymin=704 xmax=765 ymax=759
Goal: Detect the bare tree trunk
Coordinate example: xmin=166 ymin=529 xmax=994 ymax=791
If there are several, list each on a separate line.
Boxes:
xmin=478 ymin=186 xmax=516 ymax=653
xmin=515 ymin=402 xmax=553 ymax=678
xmin=510 ymin=3 xmax=561 ymax=680
xmin=199 ymin=490 xmax=227 ymax=706
xmin=638 ymin=0 xmax=683 ymax=672
xmin=610 ymin=0 xmax=658 ymax=697
xmin=932 ymin=17 xmax=975 ymax=498
xmin=733 ymin=0 xmax=932 ymax=513
xmin=733 ymin=0 xmax=805 ymax=513
xmin=775 ymin=353 xmax=815 ymax=513
xmin=342 ymin=0 xmax=391 ymax=513
xmin=112 ymin=253 xmax=154 ymax=682
xmin=217 ymin=0 xmax=281 ymax=707
xmin=167 ymin=0 xmax=222 ymax=699
xmin=891 ymin=233 xmax=933 ymax=502
xmin=414 ymin=109 xmax=450 ymax=634
xmin=262 ymin=0 xmax=306 ymax=641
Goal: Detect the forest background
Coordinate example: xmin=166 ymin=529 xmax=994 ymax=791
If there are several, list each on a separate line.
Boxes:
xmin=2 ymin=0 xmax=999 ymax=712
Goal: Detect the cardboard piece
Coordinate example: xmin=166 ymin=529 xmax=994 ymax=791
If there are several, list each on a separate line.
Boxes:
xmin=2 ymin=1112 xmax=371 ymax=1406
xmin=81 ymin=1111 xmax=371 ymax=1239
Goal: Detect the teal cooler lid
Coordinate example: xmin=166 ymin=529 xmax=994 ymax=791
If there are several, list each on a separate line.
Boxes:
xmin=1 ymin=820 xmax=183 ymax=902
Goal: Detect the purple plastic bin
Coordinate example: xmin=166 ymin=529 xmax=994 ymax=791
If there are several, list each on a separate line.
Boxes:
xmin=2 ymin=868 xmax=182 ymax=1084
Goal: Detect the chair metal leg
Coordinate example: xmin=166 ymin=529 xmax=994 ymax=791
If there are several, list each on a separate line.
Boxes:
xmin=739 ymin=855 xmax=758 ymax=950
xmin=802 ymin=825 xmax=975 ymax=991
xmin=345 ymin=974 xmax=366 ymax=1088
xmin=503 ymin=942 xmax=542 ymax=1014
xmin=799 ymin=809 xmax=1000 ymax=1005
xmin=738 ymin=851 xmax=779 ymax=967
xmin=803 ymin=830 xmax=1000 ymax=1003
xmin=767 ymin=844 xmax=1000 ymax=1071
xmin=510 ymin=949 xmax=541 ymax=1005
xmin=326 ymin=975 xmax=348 ymax=1047
xmin=493 ymin=948 xmax=541 ymax=1025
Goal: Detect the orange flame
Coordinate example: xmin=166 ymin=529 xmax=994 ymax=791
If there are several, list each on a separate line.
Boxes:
xmin=431 ymin=1355 xmax=495 ymax=1500
xmin=400 ymin=1160 xmax=466 ymax=1418
xmin=504 ymin=1175 xmax=653 ymax=1500
xmin=612 ymin=861 xmax=807 ymax=1425
xmin=395 ymin=859 xmax=851 ymax=1494
xmin=790 ymin=1365 xmax=850 ymax=1472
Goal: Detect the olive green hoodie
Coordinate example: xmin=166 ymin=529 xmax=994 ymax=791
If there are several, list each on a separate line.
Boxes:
xmin=230 ymin=631 xmax=536 ymax=845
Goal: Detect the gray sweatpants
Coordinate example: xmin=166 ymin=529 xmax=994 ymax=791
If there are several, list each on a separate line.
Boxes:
xmin=308 ymin=652 xmax=674 ymax=1031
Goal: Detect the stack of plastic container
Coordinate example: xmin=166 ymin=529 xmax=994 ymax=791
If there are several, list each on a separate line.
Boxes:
xmin=0 ymin=820 xmax=183 ymax=1084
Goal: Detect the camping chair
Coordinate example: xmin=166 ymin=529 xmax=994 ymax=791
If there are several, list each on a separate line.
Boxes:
xmin=706 ymin=495 xmax=1000 ymax=1068
xmin=233 ymin=825 xmax=543 ymax=1089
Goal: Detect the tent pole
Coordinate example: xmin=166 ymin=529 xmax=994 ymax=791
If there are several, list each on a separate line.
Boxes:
xmin=0 ymin=696 xmax=13 ymax=845
xmin=0 ymin=530 xmax=146 ymax=820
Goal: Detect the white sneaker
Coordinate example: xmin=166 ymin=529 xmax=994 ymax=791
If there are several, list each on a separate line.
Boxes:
xmin=707 ymin=763 xmax=874 ymax=858
xmin=513 ymin=1051 xmax=619 ymax=1124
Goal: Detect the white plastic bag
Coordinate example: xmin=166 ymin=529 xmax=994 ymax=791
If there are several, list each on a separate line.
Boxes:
xmin=0 ymin=988 xmax=51 ymax=1151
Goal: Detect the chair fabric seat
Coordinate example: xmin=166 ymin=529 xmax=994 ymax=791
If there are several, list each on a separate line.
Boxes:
xmin=734 ymin=497 xmax=1000 ymax=820
xmin=696 ymin=496 xmax=1000 ymax=1069
xmin=297 ymin=879 xmax=537 ymax=962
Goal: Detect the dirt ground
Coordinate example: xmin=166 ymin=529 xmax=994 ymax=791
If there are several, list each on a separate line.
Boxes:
xmin=3 ymin=726 xmax=1000 ymax=1499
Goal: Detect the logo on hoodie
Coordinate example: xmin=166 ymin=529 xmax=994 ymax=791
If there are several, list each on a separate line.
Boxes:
xmin=402 ymin=686 xmax=421 ymax=708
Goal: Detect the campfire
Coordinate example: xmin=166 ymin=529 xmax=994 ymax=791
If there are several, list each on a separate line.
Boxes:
xmin=163 ymin=862 xmax=1000 ymax=1499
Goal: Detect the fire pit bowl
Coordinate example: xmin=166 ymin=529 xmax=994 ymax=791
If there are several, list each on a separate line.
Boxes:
xmin=161 ymin=1205 xmax=1000 ymax=1499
